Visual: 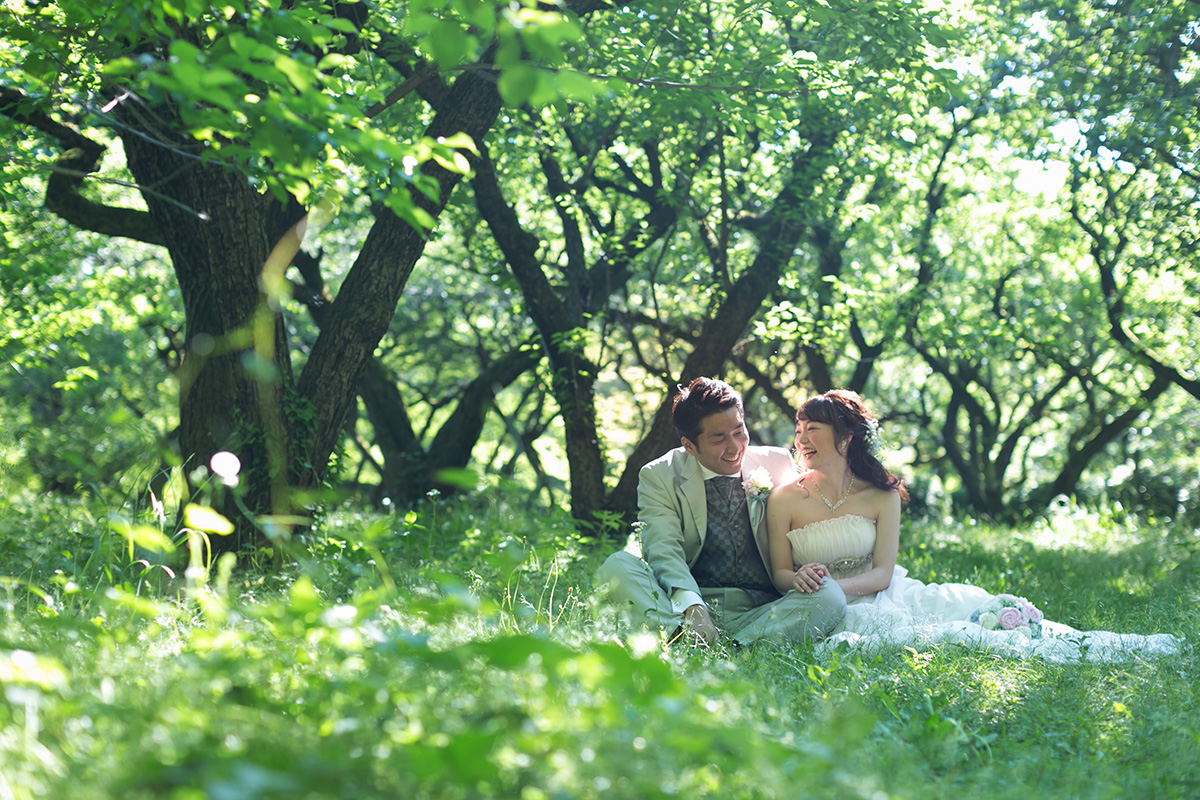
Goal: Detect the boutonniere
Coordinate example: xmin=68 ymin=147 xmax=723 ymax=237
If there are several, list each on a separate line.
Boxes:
xmin=743 ymin=467 xmax=773 ymax=529
xmin=743 ymin=467 xmax=774 ymax=499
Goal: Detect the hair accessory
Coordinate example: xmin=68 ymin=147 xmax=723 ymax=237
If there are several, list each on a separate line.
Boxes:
xmin=863 ymin=418 xmax=883 ymax=456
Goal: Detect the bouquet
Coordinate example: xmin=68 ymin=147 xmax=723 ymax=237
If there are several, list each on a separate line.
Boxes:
xmin=969 ymin=593 xmax=1044 ymax=638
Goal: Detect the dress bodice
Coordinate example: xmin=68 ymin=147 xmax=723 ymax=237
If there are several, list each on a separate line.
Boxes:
xmin=786 ymin=514 xmax=876 ymax=579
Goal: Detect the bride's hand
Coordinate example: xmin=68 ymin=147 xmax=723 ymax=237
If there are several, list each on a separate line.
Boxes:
xmin=792 ymin=562 xmax=827 ymax=593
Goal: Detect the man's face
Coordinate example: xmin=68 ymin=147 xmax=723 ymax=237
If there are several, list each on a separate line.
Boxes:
xmin=682 ymin=407 xmax=749 ymax=475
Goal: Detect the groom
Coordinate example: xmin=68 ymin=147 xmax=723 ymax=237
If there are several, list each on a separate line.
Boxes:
xmin=598 ymin=377 xmax=846 ymax=646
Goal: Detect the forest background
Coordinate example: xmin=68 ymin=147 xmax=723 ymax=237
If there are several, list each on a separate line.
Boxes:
xmin=2 ymin=0 xmax=1199 ymax=545
xmin=1 ymin=0 xmax=1198 ymax=798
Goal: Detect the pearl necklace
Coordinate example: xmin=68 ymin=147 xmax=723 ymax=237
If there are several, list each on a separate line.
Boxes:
xmin=812 ymin=473 xmax=854 ymax=512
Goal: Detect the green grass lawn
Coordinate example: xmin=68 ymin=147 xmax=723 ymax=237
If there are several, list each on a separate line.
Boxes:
xmin=1 ymin=489 xmax=1196 ymax=799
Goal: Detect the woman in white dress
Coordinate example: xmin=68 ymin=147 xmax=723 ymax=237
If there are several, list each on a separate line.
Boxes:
xmin=766 ymin=390 xmax=1182 ymax=662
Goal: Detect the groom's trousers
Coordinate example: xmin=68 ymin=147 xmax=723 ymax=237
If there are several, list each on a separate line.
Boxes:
xmin=596 ymin=551 xmax=846 ymax=645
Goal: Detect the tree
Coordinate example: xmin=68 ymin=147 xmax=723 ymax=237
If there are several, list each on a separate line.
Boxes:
xmin=1 ymin=0 xmax=614 ymax=552
xmin=4 ymin=0 xmax=1195 ymax=536
xmin=474 ymin=0 xmax=954 ymax=518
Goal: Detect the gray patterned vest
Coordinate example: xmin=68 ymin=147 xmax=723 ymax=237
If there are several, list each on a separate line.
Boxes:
xmin=690 ymin=475 xmax=777 ymax=602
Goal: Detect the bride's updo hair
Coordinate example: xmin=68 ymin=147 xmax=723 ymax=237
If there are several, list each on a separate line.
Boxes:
xmin=796 ymin=389 xmax=908 ymax=500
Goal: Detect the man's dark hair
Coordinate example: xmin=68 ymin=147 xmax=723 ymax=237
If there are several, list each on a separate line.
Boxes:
xmin=672 ymin=377 xmax=743 ymax=444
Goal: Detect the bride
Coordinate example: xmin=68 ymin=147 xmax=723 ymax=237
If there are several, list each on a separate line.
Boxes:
xmin=766 ymin=389 xmax=1182 ymax=663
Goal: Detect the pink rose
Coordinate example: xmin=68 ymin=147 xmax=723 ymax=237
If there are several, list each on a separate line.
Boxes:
xmin=997 ymin=606 xmax=1024 ymax=630
xmin=1019 ymin=600 xmax=1043 ymax=623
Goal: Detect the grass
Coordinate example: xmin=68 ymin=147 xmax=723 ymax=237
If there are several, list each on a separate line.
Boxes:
xmin=0 ymin=487 xmax=1197 ymax=799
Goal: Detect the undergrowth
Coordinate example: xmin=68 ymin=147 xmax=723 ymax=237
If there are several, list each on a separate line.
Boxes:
xmin=0 ymin=489 xmax=1196 ymax=799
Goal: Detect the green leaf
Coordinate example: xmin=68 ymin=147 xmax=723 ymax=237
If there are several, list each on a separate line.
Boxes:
xmin=110 ymin=517 xmax=177 ymax=554
xmin=183 ymin=503 xmax=234 ymax=535
xmin=553 ymin=69 xmax=604 ymax=102
xmin=168 ymin=38 xmax=202 ymax=63
xmin=436 ymin=131 xmax=479 ymax=156
xmin=428 ymin=20 xmax=472 ymax=68
xmin=274 ymin=55 xmax=315 ymax=91
xmin=498 ymin=63 xmax=539 ymax=106
xmin=317 ymin=53 xmax=349 ymax=71
xmin=461 ymin=0 xmax=497 ymax=33
xmin=386 ymin=189 xmax=436 ymax=231
xmin=102 ymin=57 xmax=141 ymax=76
xmin=289 ymin=575 xmax=321 ymax=614
xmin=434 ymin=467 xmax=479 ymax=489
xmin=430 ymin=148 xmax=472 ymax=175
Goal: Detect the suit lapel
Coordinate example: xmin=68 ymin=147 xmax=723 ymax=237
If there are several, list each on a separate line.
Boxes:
xmin=673 ymin=448 xmax=776 ymax=569
xmin=676 ymin=455 xmax=706 ymax=557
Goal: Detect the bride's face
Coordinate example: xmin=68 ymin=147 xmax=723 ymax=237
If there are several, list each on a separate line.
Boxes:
xmin=794 ymin=419 xmax=845 ymax=468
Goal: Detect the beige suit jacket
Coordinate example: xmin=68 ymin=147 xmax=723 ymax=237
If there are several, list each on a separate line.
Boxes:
xmin=636 ymin=445 xmax=797 ymax=601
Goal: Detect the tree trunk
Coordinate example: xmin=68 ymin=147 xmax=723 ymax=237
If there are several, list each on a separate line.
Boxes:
xmin=119 ymin=99 xmax=298 ymax=553
xmin=1023 ymin=373 xmax=1172 ymax=512
xmin=358 ymin=347 xmax=543 ymax=506
xmin=469 ymin=148 xmax=607 ymax=521
xmin=112 ymin=57 xmax=507 ymax=554
xmin=356 ymin=358 xmax=427 ymax=505
xmin=297 ymin=59 xmax=505 ymax=490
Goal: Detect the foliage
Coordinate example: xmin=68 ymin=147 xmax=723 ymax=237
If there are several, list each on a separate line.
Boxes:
xmin=1 ymin=487 xmax=1197 ymax=799
xmin=1 ymin=0 xmax=587 ymax=205
xmin=0 ymin=0 xmax=614 ymax=551
xmin=0 ymin=0 xmax=1197 ymax=532
xmin=0 ymin=212 xmax=178 ymax=498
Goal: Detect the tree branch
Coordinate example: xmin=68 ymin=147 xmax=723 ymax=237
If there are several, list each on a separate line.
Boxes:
xmin=1 ymin=86 xmax=165 ymax=245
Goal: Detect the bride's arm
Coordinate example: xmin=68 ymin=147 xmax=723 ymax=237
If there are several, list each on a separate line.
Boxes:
xmin=836 ymin=490 xmax=901 ymax=598
xmin=766 ymin=488 xmax=798 ymax=594
xmin=767 ymin=486 xmax=826 ymax=594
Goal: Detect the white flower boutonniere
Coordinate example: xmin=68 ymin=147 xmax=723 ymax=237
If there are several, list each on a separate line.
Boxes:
xmin=743 ymin=467 xmax=774 ymax=529
xmin=743 ymin=467 xmax=774 ymax=498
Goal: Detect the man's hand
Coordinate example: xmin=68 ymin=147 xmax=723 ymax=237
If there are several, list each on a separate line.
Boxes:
xmin=680 ymin=603 xmax=719 ymax=647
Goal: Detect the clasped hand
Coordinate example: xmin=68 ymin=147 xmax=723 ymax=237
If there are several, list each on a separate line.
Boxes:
xmin=791 ymin=562 xmax=828 ymax=594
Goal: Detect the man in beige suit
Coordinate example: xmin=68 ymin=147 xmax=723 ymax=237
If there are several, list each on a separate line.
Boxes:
xmin=598 ymin=377 xmax=845 ymax=646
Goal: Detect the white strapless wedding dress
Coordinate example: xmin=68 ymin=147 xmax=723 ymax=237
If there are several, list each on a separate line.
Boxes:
xmin=786 ymin=515 xmax=1183 ymax=663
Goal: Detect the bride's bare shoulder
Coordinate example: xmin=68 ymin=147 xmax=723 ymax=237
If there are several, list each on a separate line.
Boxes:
xmin=770 ymin=476 xmax=807 ymax=498
xmin=855 ymin=482 xmax=901 ymax=510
